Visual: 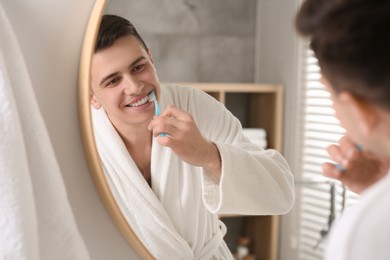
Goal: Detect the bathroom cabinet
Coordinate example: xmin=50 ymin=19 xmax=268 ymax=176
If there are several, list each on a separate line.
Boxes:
xmin=186 ymin=83 xmax=284 ymax=260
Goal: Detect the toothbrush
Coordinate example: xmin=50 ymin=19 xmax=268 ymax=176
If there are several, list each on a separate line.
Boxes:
xmin=149 ymin=90 xmax=161 ymax=116
xmin=335 ymin=163 xmax=346 ymax=172
xmin=149 ymin=90 xmax=166 ymax=136
xmin=334 ymin=143 xmax=362 ymax=173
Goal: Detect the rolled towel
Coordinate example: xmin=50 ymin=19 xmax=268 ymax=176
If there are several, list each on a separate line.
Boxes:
xmin=242 ymin=128 xmax=267 ymax=149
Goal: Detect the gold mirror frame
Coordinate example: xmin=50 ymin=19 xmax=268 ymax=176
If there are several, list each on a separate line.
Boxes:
xmin=78 ymin=0 xmax=154 ymax=258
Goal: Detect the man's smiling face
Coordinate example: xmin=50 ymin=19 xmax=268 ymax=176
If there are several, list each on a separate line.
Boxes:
xmin=91 ymin=35 xmax=161 ymax=130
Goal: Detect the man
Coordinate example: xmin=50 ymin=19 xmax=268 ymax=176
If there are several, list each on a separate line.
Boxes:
xmin=296 ymin=0 xmax=390 ymax=259
xmin=91 ymin=14 xmax=294 ymax=259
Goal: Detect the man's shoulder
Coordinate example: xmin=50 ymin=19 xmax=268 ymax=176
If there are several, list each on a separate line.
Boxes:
xmin=162 ymin=83 xmax=204 ymax=95
xmin=161 ymin=83 xmax=213 ymax=103
xmin=160 ymin=83 xmax=222 ymax=116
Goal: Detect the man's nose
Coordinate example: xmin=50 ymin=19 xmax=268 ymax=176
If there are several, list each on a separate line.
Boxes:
xmin=123 ymin=75 xmax=144 ymax=95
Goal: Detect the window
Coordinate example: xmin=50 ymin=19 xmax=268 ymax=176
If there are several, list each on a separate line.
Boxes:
xmin=296 ymin=43 xmax=359 ymax=260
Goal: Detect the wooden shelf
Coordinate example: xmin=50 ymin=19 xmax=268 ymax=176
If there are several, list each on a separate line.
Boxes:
xmin=183 ymin=83 xmax=283 ymax=151
xmin=180 ymin=82 xmax=284 ymax=260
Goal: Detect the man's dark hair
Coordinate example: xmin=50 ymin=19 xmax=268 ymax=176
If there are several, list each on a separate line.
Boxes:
xmin=95 ymin=14 xmax=148 ymax=52
xmin=296 ymin=0 xmax=390 ymax=110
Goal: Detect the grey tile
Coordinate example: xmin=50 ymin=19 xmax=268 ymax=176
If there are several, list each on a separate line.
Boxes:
xmin=145 ymin=34 xmax=199 ymax=82
xmin=199 ymin=36 xmax=255 ymax=82
xmin=196 ymin=0 xmax=257 ymax=36
xmin=106 ymin=0 xmax=199 ymax=34
xmin=104 ymin=0 xmax=257 ymax=83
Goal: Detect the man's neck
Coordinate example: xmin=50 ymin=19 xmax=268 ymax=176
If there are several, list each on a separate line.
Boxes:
xmin=115 ymin=122 xmax=153 ymax=186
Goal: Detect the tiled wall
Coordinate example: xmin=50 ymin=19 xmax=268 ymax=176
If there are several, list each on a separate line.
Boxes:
xmin=106 ymin=0 xmax=257 ymax=83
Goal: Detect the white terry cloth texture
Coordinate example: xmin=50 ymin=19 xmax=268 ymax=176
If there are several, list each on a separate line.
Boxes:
xmin=325 ymin=168 xmax=390 ymax=260
xmin=92 ymin=107 xmax=204 ymax=259
xmin=0 ymin=5 xmax=89 ymax=260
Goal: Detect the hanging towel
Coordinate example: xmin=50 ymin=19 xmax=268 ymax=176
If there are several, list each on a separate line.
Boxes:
xmin=0 ymin=5 xmax=89 ymax=260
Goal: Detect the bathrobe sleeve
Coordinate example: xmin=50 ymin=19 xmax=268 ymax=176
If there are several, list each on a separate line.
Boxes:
xmin=182 ymin=87 xmax=294 ymax=216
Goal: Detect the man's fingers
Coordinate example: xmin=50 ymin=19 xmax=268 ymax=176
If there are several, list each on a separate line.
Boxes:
xmin=160 ymin=105 xmax=184 ymax=118
xmin=339 ymin=136 xmax=361 ymax=160
xmin=323 ymin=162 xmax=343 ymax=179
xmin=327 ymin=144 xmax=343 ymax=162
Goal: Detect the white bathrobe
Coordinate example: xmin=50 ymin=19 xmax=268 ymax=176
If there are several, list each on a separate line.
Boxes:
xmin=92 ymin=84 xmax=294 ymax=259
xmin=325 ymin=168 xmax=390 ymax=260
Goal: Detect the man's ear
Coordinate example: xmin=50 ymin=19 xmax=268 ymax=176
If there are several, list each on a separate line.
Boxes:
xmin=339 ymin=92 xmax=379 ymax=136
xmin=91 ymin=95 xmax=101 ymax=109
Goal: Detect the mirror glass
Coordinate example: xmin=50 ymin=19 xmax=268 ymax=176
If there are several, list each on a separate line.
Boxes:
xmin=79 ymin=0 xmax=286 ymax=259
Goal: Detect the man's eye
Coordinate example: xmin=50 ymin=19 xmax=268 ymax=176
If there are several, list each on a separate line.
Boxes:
xmin=107 ymin=77 xmax=120 ymax=87
xmin=133 ymin=64 xmax=145 ymax=72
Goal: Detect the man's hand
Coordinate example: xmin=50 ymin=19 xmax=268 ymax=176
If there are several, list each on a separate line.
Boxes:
xmin=148 ymin=105 xmax=222 ymax=182
xmin=323 ymin=136 xmax=389 ymax=194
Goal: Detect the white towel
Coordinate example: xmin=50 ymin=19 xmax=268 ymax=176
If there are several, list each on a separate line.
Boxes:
xmin=91 ymin=107 xmax=195 ymax=259
xmin=242 ymin=128 xmax=267 ymax=149
xmin=0 ymin=5 xmax=89 ymax=260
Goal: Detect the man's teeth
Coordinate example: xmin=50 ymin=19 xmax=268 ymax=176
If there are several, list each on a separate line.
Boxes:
xmin=128 ymin=96 xmax=150 ymax=107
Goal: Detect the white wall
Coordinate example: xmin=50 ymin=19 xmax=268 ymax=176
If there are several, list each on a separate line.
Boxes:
xmin=255 ymin=0 xmax=301 ymax=259
xmin=1 ymin=0 xmax=140 ymax=259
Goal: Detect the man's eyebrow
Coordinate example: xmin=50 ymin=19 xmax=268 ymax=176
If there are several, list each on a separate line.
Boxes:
xmin=99 ymin=72 xmax=119 ymax=87
xmin=129 ymin=56 xmax=147 ymax=69
xmin=98 ymin=56 xmax=147 ymax=86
